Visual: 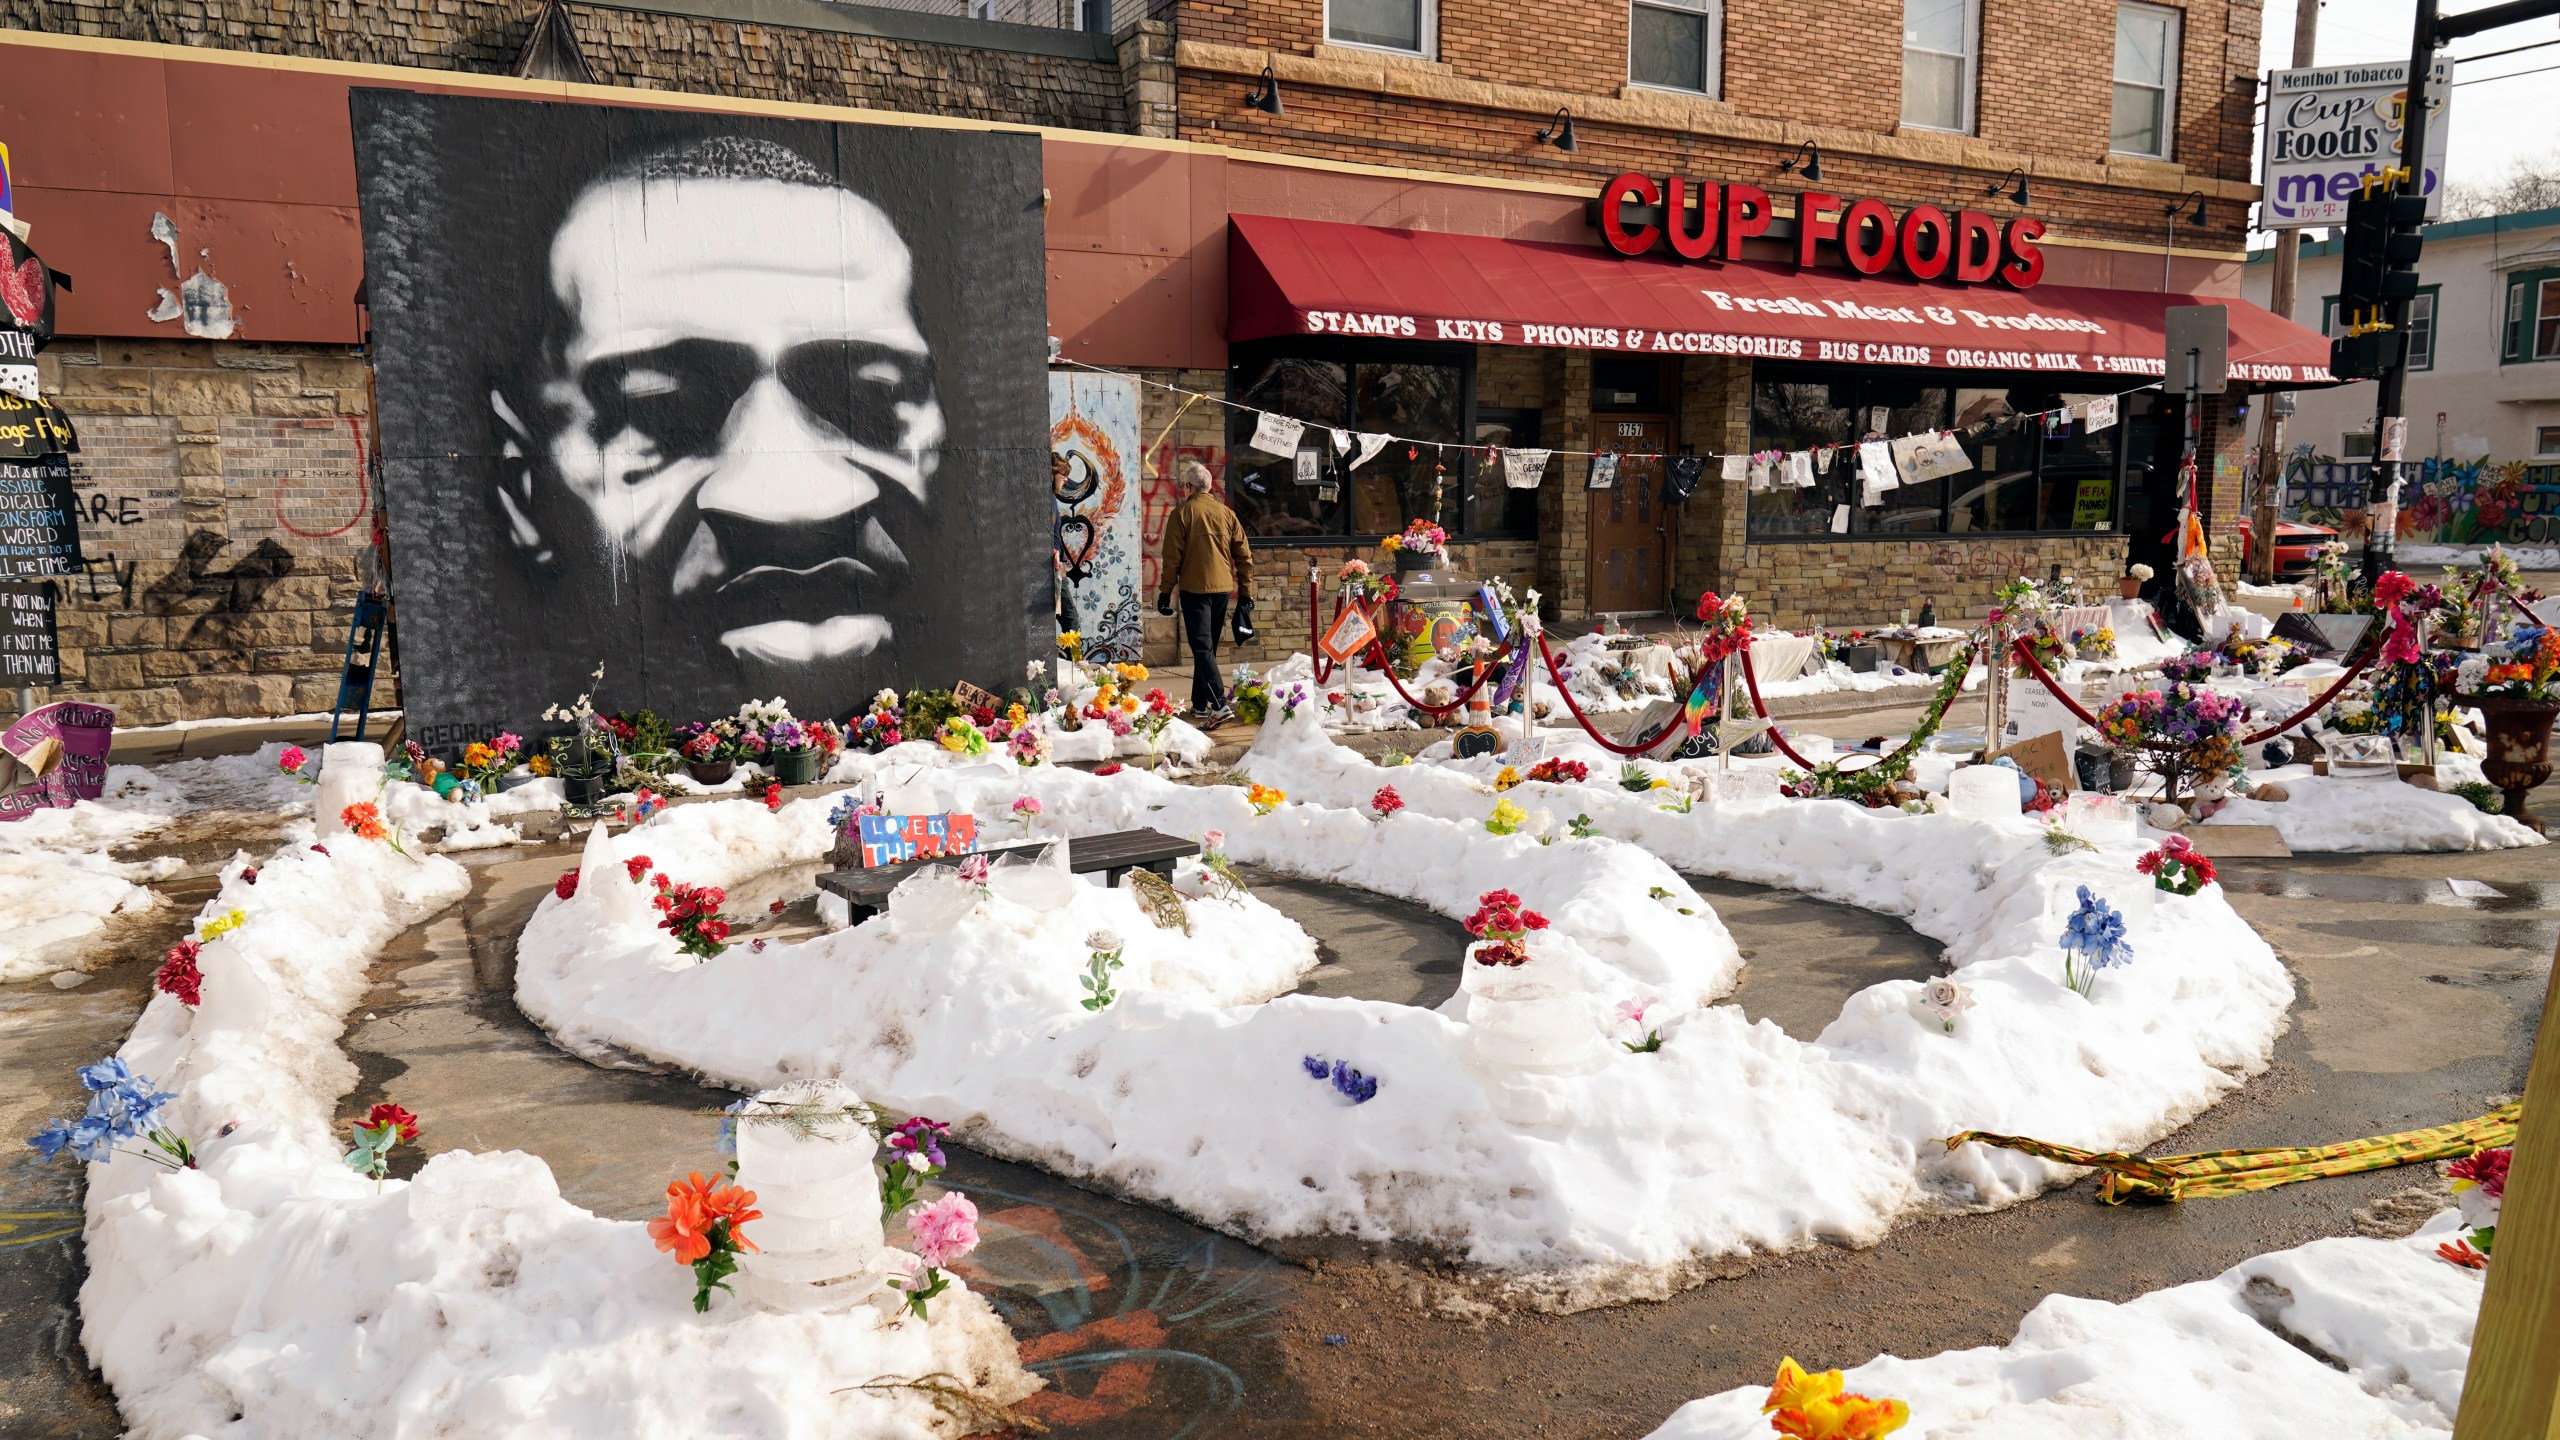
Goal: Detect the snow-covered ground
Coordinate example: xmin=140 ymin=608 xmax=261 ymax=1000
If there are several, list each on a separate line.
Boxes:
xmin=72 ymin=812 xmax=1032 ymax=1438
xmin=518 ymin=710 xmax=2291 ymax=1309
xmin=2207 ymin=763 xmax=2543 ymax=853
xmin=1648 ymin=1213 xmax=2480 ymax=1438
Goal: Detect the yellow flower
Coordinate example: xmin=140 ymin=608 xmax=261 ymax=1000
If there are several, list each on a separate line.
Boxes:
xmin=1246 ymin=783 xmax=1287 ymax=815
xmin=1765 ymin=1359 xmax=1907 ymax=1440
xmin=1121 ymin=696 xmax=1141 ymax=714
xmin=528 ymin=754 xmax=554 ymax=778
xmin=1649 ymin=777 xmax=1670 ymax=790
xmin=462 ymin=742 xmax=495 ymax=769
xmin=1007 ymin=704 xmax=1028 ymax=726
xmin=198 ymin=908 xmax=248 ymax=943
xmin=1381 ymin=535 xmax=1402 ymax=552
xmin=1486 ymin=799 xmax=1527 ymax=835
xmin=1764 ymin=1359 xmax=1843 ymax=1415
xmin=1115 ymin=662 xmax=1150 ymax=684
xmin=1494 ymin=767 xmax=1522 ymax=791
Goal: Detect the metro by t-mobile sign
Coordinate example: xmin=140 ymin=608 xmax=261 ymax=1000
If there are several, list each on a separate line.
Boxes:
xmin=1592 ymin=173 xmax=2047 ymax=288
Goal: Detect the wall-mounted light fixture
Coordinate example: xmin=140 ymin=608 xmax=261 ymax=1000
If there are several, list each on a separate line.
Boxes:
xmin=1985 ymin=167 xmax=2030 ymax=205
xmin=2161 ymin=190 xmax=2208 ymax=289
xmin=1536 ymin=108 xmax=1578 ymax=153
xmin=1778 ymin=141 xmax=1823 ymax=184
xmin=1244 ymin=64 xmax=1284 ymax=116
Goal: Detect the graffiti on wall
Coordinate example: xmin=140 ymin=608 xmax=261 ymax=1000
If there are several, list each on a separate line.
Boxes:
xmin=1049 ymin=373 xmax=1143 ymax=663
xmin=2286 ymin=456 xmax=2560 ymax=545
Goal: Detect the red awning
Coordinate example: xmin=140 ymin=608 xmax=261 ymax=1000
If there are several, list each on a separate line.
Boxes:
xmin=1229 ymin=213 xmax=2336 ymax=386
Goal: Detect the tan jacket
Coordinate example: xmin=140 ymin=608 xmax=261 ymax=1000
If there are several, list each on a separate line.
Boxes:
xmin=1157 ymin=491 xmax=1254 ymax=597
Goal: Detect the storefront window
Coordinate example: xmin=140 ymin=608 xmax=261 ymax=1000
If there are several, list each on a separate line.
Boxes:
xmin=1228 ymin=345 xmax=1530 ymax=544
xmin=1747 ymin=366 xmax=2125 ymax=539
xmin=1471 ymin=406 xmax=1543 ymax=538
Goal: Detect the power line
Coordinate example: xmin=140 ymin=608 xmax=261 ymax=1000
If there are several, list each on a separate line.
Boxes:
xmin=2454 ymin=36 xmax=2560 ymax=65
xmin=2454 ymin=59 xmax=2560 ymax=84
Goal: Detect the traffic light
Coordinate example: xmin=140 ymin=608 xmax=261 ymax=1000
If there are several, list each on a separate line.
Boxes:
xmin=2334 ymin=187 xmax=2427 ymax=335
xmin=2329 ymin=326 xmax=2405 ymax=382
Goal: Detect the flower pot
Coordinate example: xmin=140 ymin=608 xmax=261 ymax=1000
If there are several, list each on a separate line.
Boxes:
xmin=1393 ymin=548 xmax=1438 ymax=577
xmin=2118 ymin=576 xmax=2142 ymax=599
xmin=2460 ymin=693 xmax=2560 ymax=832
xmin=772 ymin=747 xmax=822 ymax=786
xmin=563 ymin=771 xmax=610 ymax=810
xmin=685 ymin=759 xmax=736 ymax=786
xmin=497 ymin=770 xmax=539 ymax=792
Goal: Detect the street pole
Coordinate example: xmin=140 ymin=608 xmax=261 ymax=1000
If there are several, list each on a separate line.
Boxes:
xmin=2252 ymin=0 xmax=2320 ymax=585
xmin=2362 ymin=0 xmax=2441 ymax=590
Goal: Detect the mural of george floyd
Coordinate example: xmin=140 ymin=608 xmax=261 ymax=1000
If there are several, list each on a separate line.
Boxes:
xmin=350 ymin=90 xmax=1052 ymax=754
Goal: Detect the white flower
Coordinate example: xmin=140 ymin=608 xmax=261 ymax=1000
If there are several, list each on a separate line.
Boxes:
xmin=2459 ymin=654 xmax=2490 ymax=692
xmin=1915 ymin=976 xmax=1975 ymax=1032
xmin=2458 ymin=1185 xmax=2502 ymax=1232
xmin=1026 ymin=660 xmax=1047 ymax=681
xmin=2129 ymin=563 xmax=2156 ymax=582
xmin=1085 ymin=929 xmax=1125 ymax=953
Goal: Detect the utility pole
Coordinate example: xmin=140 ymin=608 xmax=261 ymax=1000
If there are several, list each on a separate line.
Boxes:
xmin=2251 ymin=0 xmax=2320 ymax=585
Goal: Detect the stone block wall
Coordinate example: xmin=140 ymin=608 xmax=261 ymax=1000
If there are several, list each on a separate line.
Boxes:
xmin=25 ymin=339 xmax=382 ymax=726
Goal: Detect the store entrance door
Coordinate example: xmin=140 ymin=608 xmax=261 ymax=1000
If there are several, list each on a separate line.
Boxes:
xmin=1588 ymin=416 xmax=1672 ymax=615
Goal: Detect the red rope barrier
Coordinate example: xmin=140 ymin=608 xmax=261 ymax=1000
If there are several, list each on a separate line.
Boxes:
xmin=1734 ymin=647 xmax=1826 ymax=771
xmin=1309 ymin=571 xmax=1336 ymax=684
xmin=1531 ymin=633 xmax=1693 ymax=757
xmin=2005 ymin=634 xmax=2376 ymax=746
xmin=1365 ymin=643 xmax=1501 ymax=719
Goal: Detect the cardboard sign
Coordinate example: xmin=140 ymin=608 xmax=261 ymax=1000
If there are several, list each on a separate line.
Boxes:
xmin=2003 ymin=676 xmax=2083 ymax=751
xmin=2070 ymin=478 xmax=2113 ymax=529
xmin=0 ymin=579 xmax=57 ymax=683
xmin=0 ymin=453 xmax=81 ymax=577
xmin=854 ymin=812 xmax=979 ymax=868
xmin=0 ymin=390 xmax=76 ymax=460
xmin=1319 ymin=602 xmax=1378 ymax=663
xmin=0 ymin=699 xmax=112 ymax=821
xmin=1989 ymin=729 xmax=2073 ymax=796
xmin=952 ymin=680 xmax=1000 ymax=714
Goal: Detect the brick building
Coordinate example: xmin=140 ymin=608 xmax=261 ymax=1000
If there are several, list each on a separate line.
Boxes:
xmin=1 ymin=0 xmax=2323 ymax=724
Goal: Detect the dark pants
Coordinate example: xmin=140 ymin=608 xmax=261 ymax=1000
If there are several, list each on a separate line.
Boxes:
xmin=1178 ymin=590 xmax=1229 ymax=713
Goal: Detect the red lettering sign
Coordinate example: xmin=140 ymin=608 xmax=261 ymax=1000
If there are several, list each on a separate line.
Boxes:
xmin=1588 ymin=175 xmax=2043 ymax=287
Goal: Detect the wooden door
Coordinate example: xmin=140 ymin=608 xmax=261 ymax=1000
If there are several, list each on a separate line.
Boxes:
xmin=1587 ymin=416 xmax=1672 ymax=615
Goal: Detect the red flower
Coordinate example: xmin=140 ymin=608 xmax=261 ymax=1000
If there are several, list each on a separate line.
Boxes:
xmin=1094 ymin=762 xmax=1124 ymax=777
xmin=624 ymin=855 xmax=653 ymax=883
xmin=763 ymin=786 xmax=785 ymax=812
xmin=554 ymin=870 xmax=580 ymax=900
xmin=970 ymin=705 xmax=996 ymax=727
xmin=363 ymin=1103 xmax=420 ymax=1142
xmin=1371 ymin=785 xmax=1405 ymax=818
xmin=2449 ymin=1147 xmax=2511 ymax=1200
xmin=155 ymin=939 xmax=203 ymax=1007
xmin=311 ymin=844 xmax=330 ymax=857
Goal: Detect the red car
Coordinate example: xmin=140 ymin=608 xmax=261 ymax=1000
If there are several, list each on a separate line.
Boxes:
xmin=2241 ymin=518 xmax=2338 ymax=580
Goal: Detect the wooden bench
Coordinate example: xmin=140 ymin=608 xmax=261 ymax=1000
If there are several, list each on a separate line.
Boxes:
xmin=814 ymin=827 xmax=1200 ymax=927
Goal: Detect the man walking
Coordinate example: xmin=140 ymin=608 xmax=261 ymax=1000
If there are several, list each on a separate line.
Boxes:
xmin=1156 ymin=460 xmax=1253 ymax=721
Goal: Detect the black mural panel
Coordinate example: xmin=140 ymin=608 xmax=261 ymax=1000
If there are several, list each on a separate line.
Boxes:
xmin=351 ymin=90 xmax=1051 ymax=752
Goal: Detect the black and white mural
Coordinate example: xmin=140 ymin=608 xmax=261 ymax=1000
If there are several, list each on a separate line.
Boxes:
xmin=351 ymin=91 xmax=1051 ymax=752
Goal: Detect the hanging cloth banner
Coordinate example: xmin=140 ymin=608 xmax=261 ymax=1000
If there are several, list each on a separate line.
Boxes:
xmin=1720 ymin=454 xmax=1748 ymax=482
xmin=1785 ymin=450 xmax=1816 ymax=488
xmin=1348 ymin=431 xmax=1391 ymax=470
xmin=1329 ymin=427 xmax=1353 ymax=455
xmin=1911 ymin=433 xmax=1975 ymax=481
xmin=1501 ymin=447 xmax=1552 ymax=489
xmin=1249 ymin=410 xmax=1306 ymax=459
xmin=1586 ymin=452 xmax=1620 ymax=490
xmin=1856 ymin=440 xmax=1898 ymax=505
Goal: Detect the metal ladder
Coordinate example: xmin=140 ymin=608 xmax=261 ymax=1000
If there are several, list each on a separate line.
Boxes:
xmin=329 ymin=590 xmax=390 ymax=742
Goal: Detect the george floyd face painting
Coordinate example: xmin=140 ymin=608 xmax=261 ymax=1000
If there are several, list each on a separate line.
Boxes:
xmin=350 ymin=91 xmax=1050 ymax=754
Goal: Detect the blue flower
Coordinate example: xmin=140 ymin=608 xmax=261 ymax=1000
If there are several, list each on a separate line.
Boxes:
xmin=1328 ymin=1060 xmax=1379 ymax=1104
xmin=1302 ymin=1054 xmax=1330 ymax=1080
xmin=714 ymin=1098 xmax=750 ymax=1158
xmin=27 ymin=1119 xmax=75 ymax=1160
xmin=76 ymin=1057 xmax=136 ymax=1094
xmin=2060 ymin=886 xmax=2133 ymax=969
xmin=66 ymin=1111 xmax=120 ymax=1163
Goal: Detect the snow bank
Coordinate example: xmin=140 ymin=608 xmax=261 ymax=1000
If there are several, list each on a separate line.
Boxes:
xmin=0 ymin=800 xmax=177 ymax=981
xmin=2208 ymin=768 xmax=2543 ymax=853
xmin=1647 ymin=1213 xmax=2479 ymax=1438
xmin=80 ymin=830 xmax=1030 ymax=1437
xmin=520 ymin=708 xmax=2288 ymax=1308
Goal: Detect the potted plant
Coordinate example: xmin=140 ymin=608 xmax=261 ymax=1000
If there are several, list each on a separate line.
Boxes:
xmin=1383 ymin=520 xmax=1448 ymax=577
xmin=679 ymin=724 xmax=736 ymax=786
xmin=2455 ymin=629 xmax=2560 ymax=831
xmin=764 ymin=719 xmax=822 ymax=786
xmin=2119 ymin=562 xmax=2152 ymax=600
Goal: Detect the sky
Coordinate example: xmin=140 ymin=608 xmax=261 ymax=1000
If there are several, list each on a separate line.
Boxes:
xmin=2255 ymin=0 xmax=2560 ymax=200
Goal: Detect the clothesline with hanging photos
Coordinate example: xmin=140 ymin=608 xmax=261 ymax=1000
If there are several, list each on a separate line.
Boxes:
xmin=1065 ymin=358 xmax=2166 ymax=506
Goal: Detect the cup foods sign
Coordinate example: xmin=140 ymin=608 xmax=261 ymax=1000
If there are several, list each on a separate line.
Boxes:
xmin=2261 ymin=59 xmax=2452 ymax=230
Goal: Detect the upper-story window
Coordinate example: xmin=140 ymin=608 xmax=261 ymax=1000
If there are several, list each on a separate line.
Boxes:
xmin=1329 ymin=0 xmax=1434 ymax=55
xmin=2510 ymin=273 xmax=2560 ymax=362
xmin=2111 ymin=2 xmax=2181 ymax=158
xmin=1630 ymin=0 xmax=1722 ymax=97
xmin=1901 ymin=0 xmax=1979 ymax=133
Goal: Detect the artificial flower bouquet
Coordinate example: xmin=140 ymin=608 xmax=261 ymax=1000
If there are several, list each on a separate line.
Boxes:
xmin=2070 ymin=626 xmax=2118 ymax=662
xmin=1381 ymin=519 xmax=1448 ymax=558
xmin=1690 ymin=589 xmax=1754 ymax=667
xmin=2458 ymin=626 xmax=2560 ymax=702
xmin=1336 ymin=557 xmax=1390 ymax=603
xmin=1463 ymin=888 xmax=1548 ymax=966
xmin=2136 ymin=833 xmax=2215 ymax=896
xmin=2439 ymin=1145 xmax=2510 ymax=1268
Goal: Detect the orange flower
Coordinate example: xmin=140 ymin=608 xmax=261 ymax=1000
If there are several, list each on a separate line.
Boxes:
xmin=649 ymin=1171 xmax=760 ymax=1265
xmin=1763 ymin=1358 xmax=1907 ymax=1440
xmin=340 ymin=802 xmax=388 ymax=842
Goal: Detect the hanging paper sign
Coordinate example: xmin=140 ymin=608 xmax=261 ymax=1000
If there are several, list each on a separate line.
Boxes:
xmin=1349 ymin=432 xmax=1391 ymax=470
xmin=1250 ymin=410 xmax=1306 ymax=459
xmin=1319 ymin=602 xmax=1378 ymax=663
xmin=0 ymin=698 xmax=111 ymax=821
xmin=1329 ymin=427 xmax=1353 ymax=455
xmin=854 ymin=812 xmax=980 ymax=868
xmin=1500 ymin=447 xmax=1552 ymax=490
xmin=1856 ymin=441 xmax=1897 ymax=505
xmin=1786 ymin=451 xmax=1815 ymax=488
xmin=1586 ymin=452 xmax=1619 ymax=490
xmin=0 ymin=579 xmax=56 ymax=684
xmin=1911 ymin=434 xmax=1975 ymax=482
xmin=1719 ymin=454 xmax=1747 ymax=482
xmin=0 ymin=328 xmax=33 ymax=402
xmin=0 ymin=453 xmax=81 ymax=577
xmin=0 ymin=391 xmax=75 ymax=460
xmin=952 ymin=680 xmax=1001 ymax=714
xmin=2084 ymin=394 xmax=2118 ymax=433
xmin=1829 ymin=503 xmax=1851 ymax=533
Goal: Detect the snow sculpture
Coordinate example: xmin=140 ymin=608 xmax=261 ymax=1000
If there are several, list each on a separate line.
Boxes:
xmin=730 ymin=1079 xmax=892 ymax=1313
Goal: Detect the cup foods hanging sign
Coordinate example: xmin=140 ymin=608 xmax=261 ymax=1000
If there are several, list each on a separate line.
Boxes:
xmin=1591 ymin=174 xmax=2047 ymax=287
xmin=2260 ymin=59 xmax=2452 ymax=230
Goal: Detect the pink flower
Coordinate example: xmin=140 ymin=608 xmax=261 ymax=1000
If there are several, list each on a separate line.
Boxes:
xmin=1614 ymin=997 xmax=1655 ymax=1028
xmin=494 ymin=732 xmax=524 ymax=755
xmin=1012 ymin=796 xmax=1043 ymax=817
xmin=1202 ymin=829 xmax=1225 ymax=853
xmin=907 ymin=1191 xmax=981 ymax=1269
xmin=957 ymin=854 xmax=991 ymax=885
xmin=278 ymin=745 xmax=307 ymax=774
